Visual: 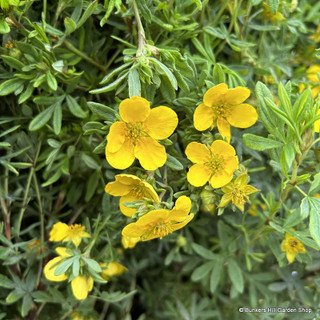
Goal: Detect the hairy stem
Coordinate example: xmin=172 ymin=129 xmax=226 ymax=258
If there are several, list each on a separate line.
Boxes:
xmin=132 ymin=0 xmax=146 ymax=57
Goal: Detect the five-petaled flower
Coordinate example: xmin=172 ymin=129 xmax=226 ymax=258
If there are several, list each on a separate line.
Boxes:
xmin=185 ymin=140 xmax=238 ymax=188
xmin=43 ymin=247 xmax=94 ymax=300
xmin=193 ymin=84 xmax=258 ymax=141
xmin=122 ymin=196 xmax=194 ymax=241
xmin=218 ymin=172 xmax=259 ymax=212
xmin=105 ymin=96 xmax=178 ymax=170
xmin=105 ymin=174 xmax=159 ymax=217
xmin=281 ymin=233 xmax=306 ymax=264
xmin=49 ymin=222 xmax=91 ymax=247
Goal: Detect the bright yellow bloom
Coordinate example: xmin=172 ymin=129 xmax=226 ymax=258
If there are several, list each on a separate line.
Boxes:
xmin=71 ymin=275 xmax=94 ymax=300
xmin=49 ymin=222 xmax=91 ymax=247
xmin=218 ymin=173 xmax=259 ymax=212
xmin=105 ymin=174 xmax=159 ymax=217
xmin=299 ymin=65 xmax=320 ymax=99
xmin=43 ymin=247 xmax=71 ymax=282
xmin=122 ymin=196 xmax=194 ymax=241
xmin=121 ymin=235 xmax=140 ymax=249
xmin=105 ymin=96 xmax=178 ymax=170
xmin=185 ymin=140 xmax=238 ymax=188
xmin=281 ymin=233 xmax=306 ymax=264
xmin=193 ymin=84 xmax=258 ymax=141
xmin=100 ymin=262 xmax=128 ymax=281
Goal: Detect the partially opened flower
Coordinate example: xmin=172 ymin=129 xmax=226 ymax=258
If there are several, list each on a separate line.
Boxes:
xmin=281 ymin=233 xmax=306 ymax=264
xmin=122 ymin=196 xmax=194 ymax=241
xmin=105 ymin=96 xmax=178 ymax=170
xmin=185 ymin=140 xmax=238 ymax=188
xmin=71 ymin=275 xmax=94 ymax=300
xmin=100 ymin=262 xmax=128 ymax=281
xmin=193 ymin=84 xmax=258 ymax=141
xmin=105 ymin=174 xmax=159 ymax=217
xmin=49 ymin=222 xmax=91 ymax=247
xmin=299 ymin=65 xmax=320 ymax=98
xmin=219 ymin=173 xmax=259 ymax=212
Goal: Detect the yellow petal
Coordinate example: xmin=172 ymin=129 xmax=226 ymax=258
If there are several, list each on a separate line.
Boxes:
xmin=122 ymin=222 xmax=146 ymax=238
xmin=115 ymin=174 xmax=141 ymax=185
xmin=203 ymin=83 xmax=228 ymax=107
xmin=105 ymin=181 xmax=132 ymax=196
xmin=209 ymin=171 xmax=234 ymax=188
xmin=141 ymin=181 xmax=159 ymax=202
xmin=218 ymin=194 xmax=232 ymax=208
xmin=223 ymin=155 xmax=239 ymax=174
xmin=55 ymin=247 xmax=72 ymax=257
xmin=217 ymin=117 xmax=231 ymax=142
xmin=193 ymin=103 xmax=215 ymax=131
xmin=144 ymin=106 xmax=178 ymax=139
xmin=106 ymin=121 xmax=127 ymax=153
xmin=87 ymin=276 xmax=94 ymax=292
xmin=137 ymin=209 xmax=170 ymax=226
xmin=119 ymin=193 xmax=139 ymax=217
xmin=44 ymin=257 xmax=68 ymax=282
xmin=311 ymin=86 xmax=320 ymax=99
xmin=223 ymin=87 xmax=250 ymax=105
xmin=286 ymin=252 xmax=295 ymax=264
xmin=101 ymin=262 xmax=128 ymax=278
xmin=119 ymin=96 xmax=150 ymax=123
xmin=71 ymin=276 xmax=92 ymax=300
xmin=227 ymin=104 xmax=258 ymax=128
xmin=169 ymin=214 xmax=194 ymax=232
xmin=122 ymin=235 xmax=140 ymax=249
xmin=134 ymin=137 xmax=166 ymax=170
xmin=187 ymin=163 xmax=211 ymax=187
xmin=49 ymin=222 xmax=69 ymax=242
xmin=306 ymin=65 xmax=320 ymax=83
xmin=170 ymin=196 xmax=192 ymax=221
xmin=185 ymin=142 xmax=210 ymax=164
xmin=210 ymin=140 xmax=236 ymax=157
xmin=106 ymin=139 xmax=135 ymax=170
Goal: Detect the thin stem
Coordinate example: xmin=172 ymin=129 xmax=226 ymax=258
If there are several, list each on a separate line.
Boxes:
xmin=63 ymin=40 xmax=106 ymax=72
xmin=132 ymin=0 xmax=146 ymax=57
xmin=295 ymin=185 xmax=308 ymax=197
xmin=43 ymin=0 xmax=47 ymax=20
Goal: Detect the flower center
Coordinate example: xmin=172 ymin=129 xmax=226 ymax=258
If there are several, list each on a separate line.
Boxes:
xmin=132 ymin=184 xmax=145 ymax=198
xmin=152 ymin=223 xmax=174 ymax=239
xmin=126 ymin=123 xmax=144 ymax=144
xmin=212 ymin=104 xmax=231 ymax=118
xmin=231 ymin=188 xmax=247 ymax=205
xmin=289 ymin=239 xmax=298 ymax=248
xmin=68 ymin=224 xmax=84 ymax=236
xmin=205 ymin=155 xmax=224 ymax=174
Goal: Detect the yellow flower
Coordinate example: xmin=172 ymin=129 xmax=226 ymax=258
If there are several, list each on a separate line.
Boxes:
xmin=105 ymin=96 xmax=178 ymax=170
xmin=185 ymin=140 xmax=238 ymax=188
xmin=299 ymin=65 xmax=320 ymax=99
xmin=281 ymin=233 xmax=306 ymax=264
xmin=262 ymin=3 xmax=285 ymax=23
xmin=43 ymin=247 xmax=71 ymax=282
xmin=49 ymin=222 xmax=91 ymax=247
xmin=28 ymin=239 xmax=45 ymax=254
xmin=218 ymin=173 xmax=259 ymax=212
xmin=70 ymin=312 xmax=85 ymax=320
xmin=105 ymin=174 xmax=159 ymax=217
xmin=122 ymin=196 xmax=194 ymax=241
xmin=100 ymin=262 xmax=128 ymax=281
xmin=193 ymin=84 xmax=258 ymax=142
xmin=71 ymin=275 xmax=94 ymax=300
xmin=121 ymin=235 xmax=140 ymax=249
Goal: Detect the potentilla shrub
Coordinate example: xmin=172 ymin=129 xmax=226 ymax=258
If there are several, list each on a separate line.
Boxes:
xmin=1 ymin=0 xmax=320 ymax=319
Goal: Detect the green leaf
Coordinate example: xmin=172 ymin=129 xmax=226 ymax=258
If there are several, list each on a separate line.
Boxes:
xmin=191 ymin=243 xmax=217 ymax=260
xmin=278 ymin=82 xmax=292 ymax=119
xmin=29 ymin=105 xmax=55 ymax=131
xmin=1 ymin=55 xmax=25 ymax=70
xmin=210 ymin=257 xmax=224 ymax=293
xmin=21 ymin=294 xmax=32 ymax=317
xmin=227 ymin=259 xmax=244 ymax=293
xmin=191 ymin=261 xmax=215 ymax=282
xmin=81 ymin=154 xmax=100 ymax=169
xmin=54 ymin=258 xmax=74 ymax=276
xmin=267 ymin=0 xmax=279 ymax=14
xmin=191 ymin=0 xmax=202 ymax=10
xmin=87 ymin=101 xmax=116 ymax=120
xmin=72 ymin=257 xmax=80 ymax=278
xmin=293 ymin=88 xmax=311 ymax=123
xmin=100 ymin=0 xmax=115 ymax=26
xmin=6 ymin=289 xmax=25 ymax=304
xmin=300 ymin=197 xmax=310 ymax=219
xmin=42 ymin=170 xmax=62 ymax=187
xmin=83 ymin=257 xmax=102 ymax=273
xmin=100 ymin=62 xmax=132 ymax=85
xmin=165 ymin=154 xmax=184 ymax=170
xmin=18 ymin=83 xmax=34 ymax=104
xmin=0 ymin=78 xmax=25 ymax=96
xmin=128 ymin=68 xmax=141 ymax=97
xmin=310 ymin=209 xmax=320 ymax=247
xmin=90 ymin=72 xmax=129 ymax=94
xmin=53 ymin=103 xmax=62 ymax=135
xmin=64 ymin=17 xmax=77 ymax=35
xmin=66 ymin=95 xmax=87 ymax=118
xmin=309 ymin=172 xmax=320 ymax=195
xmin=46 ymin=71 xmax=57 ymax=91
xmin=0 ymin=125 xmax=20 ymax=138
xmin=85 ymin=171 xmax=99 ymax=202
xmin=243 ymin=133 xmax=283 ymax=151
xmin=0 ymin=274 xmax=15 ymax=289
xmin=149 ymin=57 xmax=177 ymax=90
xmin=0 ymin=18 xmax=10 ymax=34
xmin=77 ymin=0 xmax=98 ymax=29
